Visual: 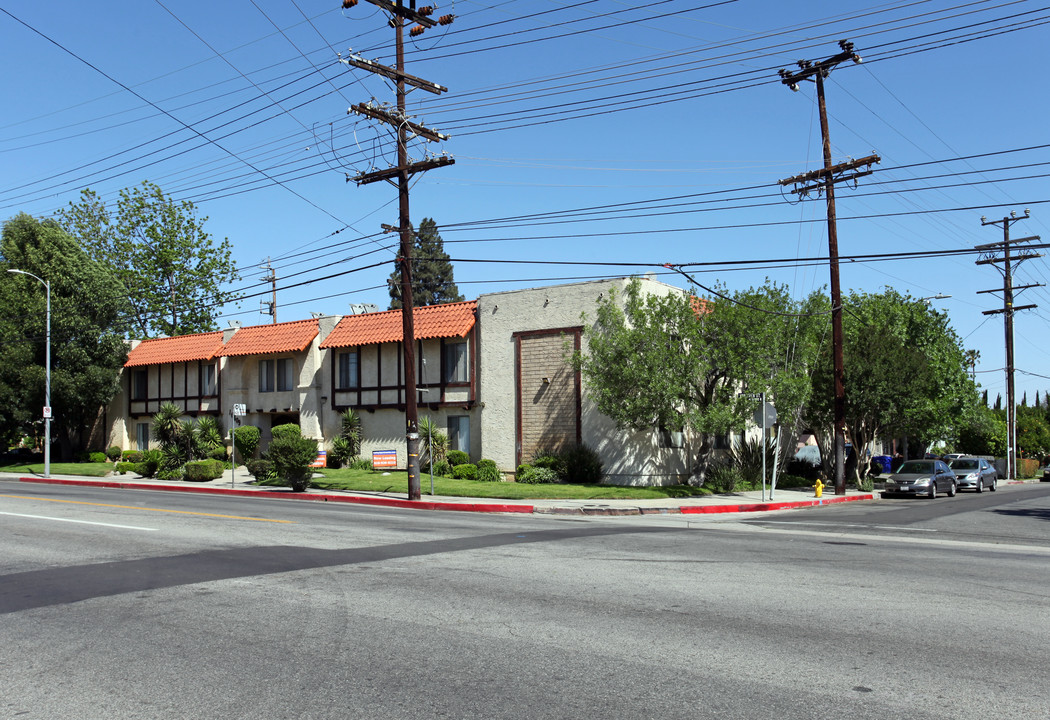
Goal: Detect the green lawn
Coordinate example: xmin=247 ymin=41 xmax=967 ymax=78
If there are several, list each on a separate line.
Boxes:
xmin=0 ymin=460 xmax=113 ymax=477
xmin=266 ymin=467 xmax=713 ymax=500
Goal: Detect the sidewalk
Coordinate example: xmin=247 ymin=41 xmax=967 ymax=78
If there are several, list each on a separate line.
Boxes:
xmin=3 ymin=468 xmax=876 ymax=516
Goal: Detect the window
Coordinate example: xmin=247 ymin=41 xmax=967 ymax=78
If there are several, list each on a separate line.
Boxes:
xmin=337 ymin=351 xmax=359 ymax=389
xmin=713 ymin=432 xmax=735 ymax=450
xmin=136 ymin=423 xmax=150 ymax=452
xmin=131 ymin=369 xmax=148 ymax=400
xmin=276 ymin=358 xmax=294 ymax=391
xmin=202 ymin=363 xmax=217 ymax=396
xmin=658 ymin=426 xmax=685 ymax=449
xmin=448 ymin=415 xmax=470 ymax=454
xmin=444 ymin=341 xmax=468 ymax=383
xmin=260 ymin=358 xmax=294 ymax=393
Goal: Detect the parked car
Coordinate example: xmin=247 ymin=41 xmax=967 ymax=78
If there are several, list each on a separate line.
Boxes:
xmin=948 ymin=457 xmax=997 ymax=492
xmin=1042 ymin=467 xmax=1050 ymax=483
xmin=882 ymin=459 xmax=957 ymax=498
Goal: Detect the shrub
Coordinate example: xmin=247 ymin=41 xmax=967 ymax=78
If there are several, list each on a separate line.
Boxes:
xmin=184 ymin=459 xmax=225 ymax=482
xmin=207 ymin=445 xmax=228 ymax=463
xmin=106 ymin=446 xmax=122 ymax=462
xmin=157 ymin=468 xmax=183 ymax=481
xmin=419 ymin=417 xmax=447 ymax=470
xmin=476 ymin=459 xmax=501 ymax=482
xmin=452 ymin=463 xmax=477 ymax=480
xmin=122 ymin=450 xmax=143 ymax=463
xmin=139 ymin=450 xmax=162 ymax=478
xmin=265 ymin=427 xmax=318 ymax=492
xmin=270 ymin=423 xmax=301 ymax=441
xmin=132 ymin=462 xmax=150 ymax=477
xmin=516 ymin=463 xmax=535 ymax=483
xmin=560 ymin=443 xmax=603 ymax=484
xmin=707 ymin=464 xmax=741 ymax=494
xmin=246 ymin=459 xmax=274 ymax=481
xmin=88 ymin=452 xmax=108 ymax=464
xmin=339 ymin=409 xmax=362 ymax=458
xmin=447 ymin=449 xmax=470 ymax=467
xmin=531 ymin=451 xmax=566 ymax=477
xmin=115 ymin=461 xmax=137 ymax=475
xmin=431 ymin=459 xmax=451 ymax=477
xmin=233 ymin=425 xmax=260 ymax=460
xmin=349 ymin=457 xmax=374 ymax=471
xmin=517 ymin=464 xmax=559 ymax=484
xmin=329 ymin=436 xmax=353 ymax=468
xmin=160 ymin=444 xmax=187 ymax=473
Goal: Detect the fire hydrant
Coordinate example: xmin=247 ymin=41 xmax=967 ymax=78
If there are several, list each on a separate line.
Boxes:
xmin=814 ymin=477 xmax=824 ymax=498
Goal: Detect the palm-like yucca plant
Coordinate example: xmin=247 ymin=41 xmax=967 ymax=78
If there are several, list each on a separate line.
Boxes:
xmin=151 ymin=402 xmax=184 ymax=447
xmin=340 ymin=408 xmax=362 ymax=458
xmin=418 ymin=416 xmax=448 ymax=471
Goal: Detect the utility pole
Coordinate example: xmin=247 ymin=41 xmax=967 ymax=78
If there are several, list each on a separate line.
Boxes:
xmin=777 ymin=40 xmax=879 ymax=496
xmin=260 ymin=258 xmax=277 ymax=324
xmin=341 ymin=0 xmax=454 ymax=501
xmin=975 ymin=210 xmax=1046 ymax=480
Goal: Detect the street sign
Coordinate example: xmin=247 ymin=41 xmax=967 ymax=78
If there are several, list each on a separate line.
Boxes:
xmin=754 ymin=402 xmax=777 ymax=427
xmin=42 ymin=406 xmax=51 ymax=419
xmin=232 ymin=403 xmax=247 ymax=417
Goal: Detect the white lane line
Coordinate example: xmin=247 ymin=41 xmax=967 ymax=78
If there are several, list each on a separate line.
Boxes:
xmin=0 ymin=510 xmax=157 ymax=532
xmin=758 ymin=520 xmax=937 ymax=532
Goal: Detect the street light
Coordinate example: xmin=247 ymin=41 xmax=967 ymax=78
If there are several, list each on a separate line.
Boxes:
xmin=8 ymin=269 xmax=50 ymax=479
xmin=919 ymin=293 xmax=952 ymax=304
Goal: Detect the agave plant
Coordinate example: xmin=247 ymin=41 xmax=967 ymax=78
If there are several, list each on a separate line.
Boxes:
xmin=339 ymin=408 xmax=362 ymax=458
xmin=419 ymin=416 xmax=448 ymax=471
xmin=151 ymin=403 xmax=184 ymax=447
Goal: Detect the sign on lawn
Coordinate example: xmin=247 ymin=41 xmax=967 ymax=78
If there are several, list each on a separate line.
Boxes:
xmin=372 ymin=449 xmax=397 ymax=470
xmin=310 ymin=450 xmax=327 ymax=468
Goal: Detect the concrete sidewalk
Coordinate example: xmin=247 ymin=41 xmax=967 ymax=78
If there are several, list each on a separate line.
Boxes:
xmin=3 ymin=468 xmax=875 ymax=516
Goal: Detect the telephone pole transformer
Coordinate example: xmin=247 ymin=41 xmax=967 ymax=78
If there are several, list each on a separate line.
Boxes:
xmin=341 ymin=0 xmax=454 ymax=501
xmin=777 ymin=41 xmax=879 ymax=496
xmin=975 ymin=209 xmax=1047 ymax=480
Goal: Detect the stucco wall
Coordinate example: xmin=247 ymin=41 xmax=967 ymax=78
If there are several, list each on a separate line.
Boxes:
xmin=476 ymin=276 xmax=693 ymax=484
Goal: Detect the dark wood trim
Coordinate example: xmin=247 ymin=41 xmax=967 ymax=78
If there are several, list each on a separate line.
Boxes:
xmin=511 ymin=325 xmax=584 ymax=341
xmin=514 ymin=333 xmax=523 ymax=468
xmin=574 ymin=330 xmax=582 ymax=444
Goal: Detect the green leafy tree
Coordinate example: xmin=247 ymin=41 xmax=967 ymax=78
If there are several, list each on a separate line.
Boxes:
xmin=1016 ymin=406 xmax=1050 ymax=458
xmin=575 ymin=278 xmax=825 ymax=483
xmin=806 ymin=289 xmax=979 ymax=482
xmin=388 ymin=218 xmax=463 ymax=309
xmin=60 ymin=182 xmax=241 ymax=337
xmin=0 ymin=214 xmax=129 ymax=458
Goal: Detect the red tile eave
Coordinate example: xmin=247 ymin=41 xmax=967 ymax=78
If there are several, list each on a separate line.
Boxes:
xmin=124 ymin=332 xmax=226 ymax=368
xmin=218 ymin=318 xmax=319 ymax=357
xmin=320 ymin=301 xmax=477 ymax=349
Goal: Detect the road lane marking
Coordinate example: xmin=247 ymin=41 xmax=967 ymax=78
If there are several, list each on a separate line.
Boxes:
xmin=0 ymin=510 xmax=156 ymax=531
xmin=757 ymin=520 xmax=937 ymax=532
xmin=0 ymin=494 xmax=294 ymax=524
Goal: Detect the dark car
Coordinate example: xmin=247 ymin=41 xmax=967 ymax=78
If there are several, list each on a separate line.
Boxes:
xmin=882 ymin=459 xmax=957 ymax=498
xmin=948 ymin=457 xmax=997 ymax=492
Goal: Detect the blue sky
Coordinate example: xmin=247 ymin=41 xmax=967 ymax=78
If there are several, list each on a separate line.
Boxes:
xmin=2 ymin=0 xmax=1049 ymax=405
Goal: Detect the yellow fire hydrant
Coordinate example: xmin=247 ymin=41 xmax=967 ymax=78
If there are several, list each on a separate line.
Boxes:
xmin=814 ymin=477 xmax=824 ymax=498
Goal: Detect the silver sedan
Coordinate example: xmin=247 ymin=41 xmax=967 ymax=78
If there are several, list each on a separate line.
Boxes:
xmin=948 ymin=457 xmax=997 ymax=492
xmin=882 ymin=459 xmax=957 ymax=498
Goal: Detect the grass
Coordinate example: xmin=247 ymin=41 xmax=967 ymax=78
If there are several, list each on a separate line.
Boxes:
xmin=259 ymin=466 xmax=713 ymax=500
xmin=0 ymin=460 xmax=113 ymax=477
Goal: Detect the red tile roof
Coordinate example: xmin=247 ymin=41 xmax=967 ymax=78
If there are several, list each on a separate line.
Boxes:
xmin=125 ymin=332 xmax=225 ymax=368
xmin=219 ymin=319 xmax=319 ymax=357
xmin=321 ymin=301 xmax=477 ymax=349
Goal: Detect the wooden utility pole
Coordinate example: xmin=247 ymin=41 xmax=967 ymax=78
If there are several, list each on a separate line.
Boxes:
xmin=260 ymin=258 xmax=277 ymax=324
xmin=976 ymin=210 xmax=1046 ymax=480
xmin=341 ymin=0 xmax=454 ymax=500
xmin=777 ymin=41 xmax=879 ymax=496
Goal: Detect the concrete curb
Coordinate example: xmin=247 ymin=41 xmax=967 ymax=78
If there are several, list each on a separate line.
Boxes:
xmin=681 ymin=493 xmax=872 ymax=514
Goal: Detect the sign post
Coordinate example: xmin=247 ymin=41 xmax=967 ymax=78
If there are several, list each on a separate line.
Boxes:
xmin=230 ymin=404 xmax=246 ymax=488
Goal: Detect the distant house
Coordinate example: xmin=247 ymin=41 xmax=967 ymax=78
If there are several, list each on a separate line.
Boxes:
xmin=105 ymin=276 xmax=697 ymax=485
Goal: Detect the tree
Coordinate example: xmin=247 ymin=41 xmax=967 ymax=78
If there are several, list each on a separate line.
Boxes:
xmin=806 ymin=288 xmax=979 ymax=482
xmin=388 ymin=218 xmax=463 ymax=309
xmin=60 ymin=182 xmax=241 ymax=338
xmin=958 ymin=405 xmax=1007 ymax=457
xmin=575 ymin=278 xmax=825 ymax=483
xmin=1 ymin=214 xmax=129 ymax=458
xmin=1016 ymin=406 xmax=1050 ymax=458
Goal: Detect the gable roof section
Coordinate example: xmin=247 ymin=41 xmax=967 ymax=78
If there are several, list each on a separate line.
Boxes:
xmin=219 ymin=318 xmax=319 ymax=357
xmin=321 ymin=301 xmax=477 ymax=349
xmin=125 ymin=332 xmax=226 ymax=368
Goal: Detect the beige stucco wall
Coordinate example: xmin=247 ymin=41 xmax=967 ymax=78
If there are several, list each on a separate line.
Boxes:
xmin=476 ymin=276 xmax=693 ymax=485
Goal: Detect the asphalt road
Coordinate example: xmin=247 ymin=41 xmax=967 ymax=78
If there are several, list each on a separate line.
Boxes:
xmin=2 ymin=480 xmax=1048 ymax=719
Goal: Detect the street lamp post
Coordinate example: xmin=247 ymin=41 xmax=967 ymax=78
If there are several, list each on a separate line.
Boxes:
xmin=8 ymin=269 xmax=50 ymax=478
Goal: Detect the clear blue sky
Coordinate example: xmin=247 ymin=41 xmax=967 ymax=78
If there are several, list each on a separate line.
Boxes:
xmin=2 ymin=1 xmax=1049 ymax=406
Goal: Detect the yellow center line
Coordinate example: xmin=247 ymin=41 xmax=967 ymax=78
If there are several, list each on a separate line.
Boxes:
xmin=0 ymin=494 xmax=294 ymax=524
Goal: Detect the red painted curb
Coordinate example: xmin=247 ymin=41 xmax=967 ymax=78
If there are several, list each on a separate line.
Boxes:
xmin=680 ymin=493 xmax=873 ymax=514
xmin=16 ymin=477 xmax=534 ymax=514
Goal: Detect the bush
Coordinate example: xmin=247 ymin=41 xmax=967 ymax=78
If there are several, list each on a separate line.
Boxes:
xmin=561 ymin=443 xmax=603 ymax=484
xmin=447 ymin=449 xmax=470 ymax=467
xmin=233 ymin=425 xmax=260 ymax=460
xmin=157 ymin=468 xmax=183 ymax=481
xmin=707 ymin=464 xmax=742 ymax=493
xmin=431 ymin=459 xmax=451 ymax=477
xmin=476 ymin=459 xmax=501 ymax=482
xmin=329 ymin=436 xmax=353 ymax=468
xmin=264 ymin=428 xmax=318 ymax=492
xmin=122 ymin=450 xmax=143 ymax=463
xmin=531 ymin=451 xmax=566 ymax=477
xmin=452 ymin=463 xmax=478 ymax=480
xmin=115 ymin=461 xmax=137 ymax=475
xmin=516 ymin=464 xmax=559 ymax=484
xmin=106 ymin=446 xmax=122 ymax=462
xmin=246 ymin=459 xmax=274 ymax=481
xmin=132 ymin=450 xmax=161 ymax=478
xmin=88 ymin=452 xmax=108 ymax=464
xmin=184 ymin=459 xmax=225 ymax=482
